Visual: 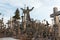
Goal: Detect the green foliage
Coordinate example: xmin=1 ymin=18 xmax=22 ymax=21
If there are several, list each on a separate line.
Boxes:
xmin=13 ymin=8 xmax=20 ymax=19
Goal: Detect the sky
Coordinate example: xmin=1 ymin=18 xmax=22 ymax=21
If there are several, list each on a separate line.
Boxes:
xmin=0 ymin=0 xmax=60 ymax=24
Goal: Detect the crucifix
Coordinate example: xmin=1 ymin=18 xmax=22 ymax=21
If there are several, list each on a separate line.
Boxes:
xmin=21 ymin=6 xmax=34 ymax=30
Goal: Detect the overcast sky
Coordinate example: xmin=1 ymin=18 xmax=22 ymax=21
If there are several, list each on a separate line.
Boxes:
xmin=0 ymin=0 xmax=60 ymax=24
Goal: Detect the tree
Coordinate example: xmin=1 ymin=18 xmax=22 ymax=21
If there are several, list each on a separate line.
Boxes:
xmin=13 ymin=8 xmax=20 ymax=20
xmin=13 ymin=8 xmax=20 ymax=38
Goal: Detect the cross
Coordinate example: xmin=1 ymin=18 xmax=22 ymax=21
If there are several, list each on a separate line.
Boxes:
xmin=50 ymin=7 xmax=60 ymax=24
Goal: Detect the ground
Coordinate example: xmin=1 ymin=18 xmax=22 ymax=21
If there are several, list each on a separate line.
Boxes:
xmin=0 ymin=37 xmax=19 ymax=40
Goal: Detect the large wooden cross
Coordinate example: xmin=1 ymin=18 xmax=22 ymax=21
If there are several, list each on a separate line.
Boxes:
xmin=50 ymin=7 xmax=60 ymax=24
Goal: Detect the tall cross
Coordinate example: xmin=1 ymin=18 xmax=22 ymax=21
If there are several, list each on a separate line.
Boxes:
xmin=50 ymin=7 xmax=60 ymax=37
xmin=50 ymin=7 xmax=60 ymax=24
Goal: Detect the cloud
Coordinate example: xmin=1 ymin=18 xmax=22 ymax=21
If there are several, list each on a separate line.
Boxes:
xmin=39 ymin=0 xmax=51 ymax=6
xmin=2 ymin=0 xmax=42 ymax=8
xmin=0 ymin=0 xmax=8 ymax=4
xmin=25 ymin=0 xmax=42 ymax=8
xmin=0 ymin=0 xmax=60 ymax=24
xmin=7 ymin=0 xmax=24 ymax=7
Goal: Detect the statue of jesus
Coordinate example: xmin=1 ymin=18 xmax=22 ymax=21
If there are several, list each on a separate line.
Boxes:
xmin=21 ymin=6 xmax=34 ymax=21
